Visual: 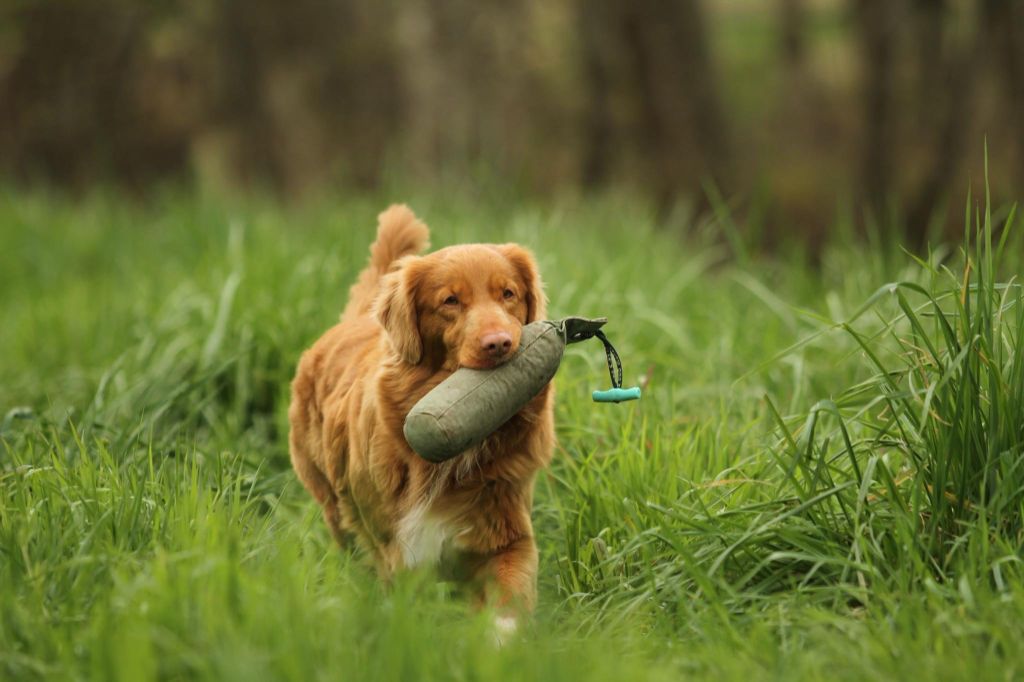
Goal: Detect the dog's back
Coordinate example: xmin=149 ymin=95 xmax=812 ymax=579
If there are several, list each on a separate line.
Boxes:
xmin=289 ymin=205 xmax=430 ymax=547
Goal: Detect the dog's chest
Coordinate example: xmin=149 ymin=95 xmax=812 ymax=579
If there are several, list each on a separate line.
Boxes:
xmin=395 ymin=502 xmax=465 ymax=568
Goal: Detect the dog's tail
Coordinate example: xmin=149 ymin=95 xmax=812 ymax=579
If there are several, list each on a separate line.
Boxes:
xmin=342 ymin=204 xmax=430 ymax=321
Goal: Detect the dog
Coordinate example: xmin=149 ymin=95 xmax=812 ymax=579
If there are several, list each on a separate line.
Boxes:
xmin=288 ymin=205 xmax=554 ymax=637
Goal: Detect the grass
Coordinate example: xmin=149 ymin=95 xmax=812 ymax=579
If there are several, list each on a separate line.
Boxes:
xmin=1 ymin=182 xmax=1023 ymax=680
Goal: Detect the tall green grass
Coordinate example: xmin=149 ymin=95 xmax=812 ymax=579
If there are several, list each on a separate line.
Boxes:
xmin=1 ymin=184 xmax=1023 ymax=680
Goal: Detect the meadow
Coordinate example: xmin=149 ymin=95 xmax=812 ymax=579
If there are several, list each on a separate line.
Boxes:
xmin=1 ymin=182 xmax=1023 ymax=680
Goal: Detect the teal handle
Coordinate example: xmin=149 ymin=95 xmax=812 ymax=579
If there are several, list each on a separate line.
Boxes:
xmin=592 ymin=387 xmax=641 ymax=403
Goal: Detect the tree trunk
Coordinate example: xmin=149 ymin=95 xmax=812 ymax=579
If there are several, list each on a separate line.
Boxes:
xmin=853 ymin=0 xmax=898 ymax=222
xmin=619 ymin=0 xmax=732 ymax=203
xmin=906 ymin=0 xmax=981 ymax=243
xmin=579 ymin=0 xmax=616 ymax=188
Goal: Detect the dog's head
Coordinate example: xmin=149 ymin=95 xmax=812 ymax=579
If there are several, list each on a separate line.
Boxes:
xmin=375 ymin=244 xmax=546 ymax=369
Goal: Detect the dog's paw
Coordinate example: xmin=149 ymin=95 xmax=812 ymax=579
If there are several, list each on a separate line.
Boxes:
xmin=491 ymin=615 xmax=519 ymax=647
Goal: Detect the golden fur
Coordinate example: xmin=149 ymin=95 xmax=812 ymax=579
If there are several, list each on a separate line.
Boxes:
xmin=288 ymin=205 xmax=554 ymax=622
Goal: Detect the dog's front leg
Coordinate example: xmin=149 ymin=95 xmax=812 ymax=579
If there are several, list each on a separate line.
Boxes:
xmin=474 ymin=535 xmax=538 ymax=643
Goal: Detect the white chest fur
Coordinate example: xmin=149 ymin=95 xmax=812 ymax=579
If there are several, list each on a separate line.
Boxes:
xmin=395 ymin=502 xmax=461 ymax=568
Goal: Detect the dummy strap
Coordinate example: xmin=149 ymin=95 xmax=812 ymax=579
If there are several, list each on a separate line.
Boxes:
xmin=594 ymin=329 xmax=623 ymax=389
xmin=556 ymin=316 xmax=640 ymax=403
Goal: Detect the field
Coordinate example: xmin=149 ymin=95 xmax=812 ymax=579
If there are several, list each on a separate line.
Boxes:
xmin=2 ymin=185 xmax=1023 ymax=680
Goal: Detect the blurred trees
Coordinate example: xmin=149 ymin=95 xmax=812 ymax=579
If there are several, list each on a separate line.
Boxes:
xmin=580 ymin=0 xmax=732 ymax=204
xmin=1 ymin=0 xmax=193 ymax=188
xmin=0 ymin=0 xmax=1021 ymax=240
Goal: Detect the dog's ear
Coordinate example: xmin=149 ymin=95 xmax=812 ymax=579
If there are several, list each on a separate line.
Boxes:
xmin=375 ymin=256 xmax=424 ymax=364
xmin=498 ymin=245 xmax=547 ymax=323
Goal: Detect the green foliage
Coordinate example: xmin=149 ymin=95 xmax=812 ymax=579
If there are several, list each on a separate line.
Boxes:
xmin=1 ymin=185 xmax=1023 ymax=680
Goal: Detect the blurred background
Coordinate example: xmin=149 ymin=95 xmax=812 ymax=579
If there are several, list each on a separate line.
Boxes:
xmin=1 ymin=0 xmax=1021 ymax=245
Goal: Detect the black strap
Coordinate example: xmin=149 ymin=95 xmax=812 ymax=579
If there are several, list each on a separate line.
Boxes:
xmin=594 ymin=330 xmax=623 ymax=389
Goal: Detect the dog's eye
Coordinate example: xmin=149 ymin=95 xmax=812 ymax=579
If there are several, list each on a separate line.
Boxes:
xmin=502 ymin=289 xmax=515 ymax=300
xmin=443 ymin=295 xmax=459 ymax=306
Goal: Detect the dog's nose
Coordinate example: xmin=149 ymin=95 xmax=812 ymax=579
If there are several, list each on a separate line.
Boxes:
xmin=480 ymin=331 xmax=514 ymax=358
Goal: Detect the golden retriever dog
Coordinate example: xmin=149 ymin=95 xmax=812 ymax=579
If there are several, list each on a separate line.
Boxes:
xmin=288 ymin=205 xmax=554 ymax=637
